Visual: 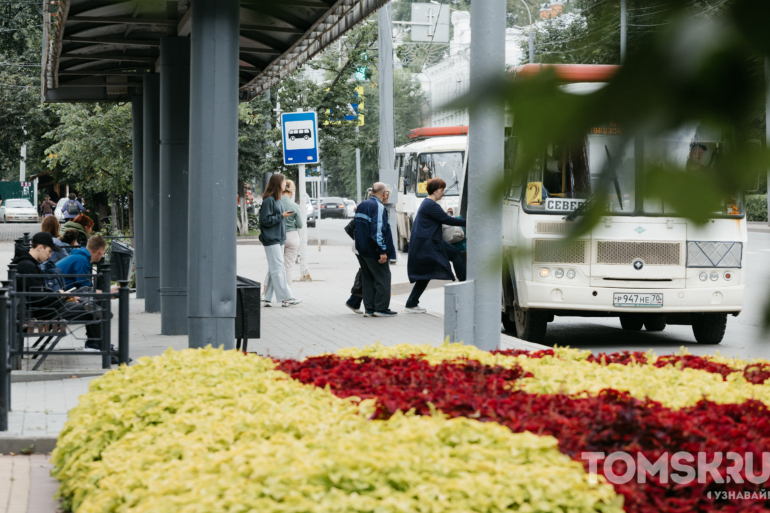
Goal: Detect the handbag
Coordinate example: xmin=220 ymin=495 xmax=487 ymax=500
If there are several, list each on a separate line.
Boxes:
xmin=442 ymin=224 xmax=465 ymax=244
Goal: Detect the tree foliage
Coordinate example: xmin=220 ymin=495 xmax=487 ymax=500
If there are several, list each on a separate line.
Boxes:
xmin=0 ymin=2 xmax=56 ymax=180
xmin=43 ymin=104 xmax=133 ymax=198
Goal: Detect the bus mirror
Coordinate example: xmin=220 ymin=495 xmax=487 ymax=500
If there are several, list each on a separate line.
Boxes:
xmin=744 ymin=139 xmax=761 ymax=192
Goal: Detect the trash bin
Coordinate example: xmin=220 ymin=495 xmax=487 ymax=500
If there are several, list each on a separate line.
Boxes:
xmin=236 ymin=275 xmax=261 ymax=352
xmin=109 ymin=240 xmax=134 ymax=282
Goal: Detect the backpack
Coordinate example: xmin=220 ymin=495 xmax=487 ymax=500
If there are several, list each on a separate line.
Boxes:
xmin=67 ymin=200 xmax=80 ymax=215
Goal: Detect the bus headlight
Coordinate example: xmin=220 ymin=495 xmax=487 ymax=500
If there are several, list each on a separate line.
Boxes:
xmin=567 ymin=270 xmax=576 ymax=279
xmin=723 ymin=271 xmax=733 ymax=281
xmin=710 ymin=272 xmax=719 ymax=281
xmin=699 ymin=272 xmax=708 ymax=281
xmin=554 ymin=269 xmax=564 ymax=279
xmin=540 ymin=268 xmax=549 ymax=278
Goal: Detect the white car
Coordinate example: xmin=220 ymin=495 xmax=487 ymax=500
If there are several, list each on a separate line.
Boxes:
xmin=343 ymin=199 xmax=356 ymax=219
xmin=305 ymin=196 xmax=316 ymax=227
xmin=54 ymin=198 xmax=69 ymax=222
xmin=1 ymin=199 xmax=39 ymax=223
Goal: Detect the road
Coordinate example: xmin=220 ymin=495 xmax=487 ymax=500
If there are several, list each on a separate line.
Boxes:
xmin=306 ymin=217 xmax=356 ymax=245
xmin=396 ymin=231 xmax=770 ymax=359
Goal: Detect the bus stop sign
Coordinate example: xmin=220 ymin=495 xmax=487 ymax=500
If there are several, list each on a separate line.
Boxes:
xmin=281 ymin=111 xmax=319 ymax=165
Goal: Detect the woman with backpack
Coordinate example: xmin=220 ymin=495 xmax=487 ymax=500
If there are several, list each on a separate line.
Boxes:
xmin=62 ymin=193 xmax=86 ymax=221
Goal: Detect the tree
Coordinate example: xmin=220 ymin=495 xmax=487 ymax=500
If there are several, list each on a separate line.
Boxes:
xmin=43 ymin=104 xmax=133 ymax=230
xmin=0 ymin=2 xmax=57 ymax=180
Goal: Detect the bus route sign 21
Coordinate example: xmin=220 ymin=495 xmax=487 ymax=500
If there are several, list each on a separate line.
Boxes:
xmin=281 ymin=111 xmax=319 ymax=166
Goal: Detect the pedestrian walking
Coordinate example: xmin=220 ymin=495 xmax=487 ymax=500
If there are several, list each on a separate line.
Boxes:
xmin=405 ymin=178 xmax=467 ymax=313
xmin=259 ymin=173 xmax=302 ymax=307
xmin=280 ymin=179 xmax=304 ymax=284
xmin=354 ymin=182 xmax=397 ymax=317
xmin=62 ymin=193 xmax=86 ymax=221
xmin=345 ymin=190 xmax=371 ymax=313
xmin=41 ymin=195 xmax=56 ymax=218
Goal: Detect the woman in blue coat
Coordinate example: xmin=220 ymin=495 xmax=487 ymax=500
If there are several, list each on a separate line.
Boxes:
xmin=405 ymin=178 xmax=466 ymax=313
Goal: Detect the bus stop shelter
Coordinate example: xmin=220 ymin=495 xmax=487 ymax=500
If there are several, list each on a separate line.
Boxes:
xmin=41 ymin=0 xmax=388 ymax=349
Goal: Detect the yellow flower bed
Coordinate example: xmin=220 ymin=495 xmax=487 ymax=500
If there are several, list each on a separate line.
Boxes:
xmin=339 ymin=343 xmax=770 ymax=410
xmin=52 ymin=348 xmax=622 ymax=513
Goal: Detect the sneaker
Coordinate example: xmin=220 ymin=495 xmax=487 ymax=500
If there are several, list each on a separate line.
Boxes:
xmin=282 ymin=298 xmax=303 ymax=307
xmin=404 ymin=306 xmax=426 ymax=314
xmin=363 ymin=311 xmax=374 ymax=317
xmin=345 ymin=302 xmax=363 ymax=314
xmin=263 ymin=301 xmax=272 ymax=308
xmin=372 ymin=310 xmax=398 ymax=317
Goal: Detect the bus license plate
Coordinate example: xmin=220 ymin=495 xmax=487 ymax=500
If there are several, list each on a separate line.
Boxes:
xmin=613 ymin=293 xmax=663 ymax=307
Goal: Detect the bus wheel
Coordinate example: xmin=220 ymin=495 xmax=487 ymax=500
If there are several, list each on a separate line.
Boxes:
xmin=691 ymin=313 xmax=727 ymax=344
xmin=644 ymin=315 xmax=666 ymax=332
xmin=513 ymin=301 xmax=548 ymax=343
xmin=619 ymin=315 xmax=644 ymax=331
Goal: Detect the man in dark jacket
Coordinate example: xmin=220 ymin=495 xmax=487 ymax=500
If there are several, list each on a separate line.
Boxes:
xmin=10 ymin=232 xmax=115 ymax=363
xmin=354 ymin=182 xmax=397 ymax=317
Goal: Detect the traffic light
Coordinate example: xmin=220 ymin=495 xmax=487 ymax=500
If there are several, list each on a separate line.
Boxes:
xmin=355 ymin=51 xmax=368 ymax=81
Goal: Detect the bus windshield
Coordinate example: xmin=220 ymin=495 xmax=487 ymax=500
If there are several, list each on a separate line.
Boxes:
xmin=519 ymin=123 xmax=743 ymax=217
xmin=416 ymin=152 xmax=463 ymax=197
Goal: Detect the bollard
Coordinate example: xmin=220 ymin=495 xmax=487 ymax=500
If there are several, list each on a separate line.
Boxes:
xmin=444 ymin=280 xmax=475 ymax=345
xmin=100 ymin=264 xmax=112 ymax=369
xmin=6 ymin=265 xmax=18 ymax=372
xmin=0 ymin=290 xmax=8 ymax=431
xmin=22 ymin=232 xmax=30 ymax=247
xmin=118 ymin=280 xmax=130 ymax=365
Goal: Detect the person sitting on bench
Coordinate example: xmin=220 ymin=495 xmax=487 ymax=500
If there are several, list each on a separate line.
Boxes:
xmin=55 ymin=235 xmax=107 ymax=289
xmin=10 ymin=232 xmax=117 ymax=364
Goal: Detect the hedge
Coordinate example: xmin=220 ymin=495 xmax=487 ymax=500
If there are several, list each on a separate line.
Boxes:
xmin=747 ymin=194 xmax=768 ymax=222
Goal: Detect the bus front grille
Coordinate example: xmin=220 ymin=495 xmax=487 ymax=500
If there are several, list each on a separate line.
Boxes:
xmin=534 ymin=239 xmax=588 ymax=264
xmin=535 ymin=222 xmax=570 ymax=235
xmin=596 ymin=241 xmax=682 ymax=266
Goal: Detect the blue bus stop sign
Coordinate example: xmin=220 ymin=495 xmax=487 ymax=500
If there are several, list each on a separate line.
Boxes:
xmin=281 ymin=111 xmax=319 ymax=165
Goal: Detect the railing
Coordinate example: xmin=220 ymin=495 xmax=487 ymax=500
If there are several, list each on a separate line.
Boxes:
xmin=0 ymin=265 xmax=130 ymax=431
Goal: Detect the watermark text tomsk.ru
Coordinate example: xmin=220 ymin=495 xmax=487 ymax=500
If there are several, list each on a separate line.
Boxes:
xmin=581 ymin=452 xmax=770 ymax=485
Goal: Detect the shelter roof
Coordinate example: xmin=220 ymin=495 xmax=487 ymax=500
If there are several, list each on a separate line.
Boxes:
xmin=42 ymin=0 xmax=387 ymax=103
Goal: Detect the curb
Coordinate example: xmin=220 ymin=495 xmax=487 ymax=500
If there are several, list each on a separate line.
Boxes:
xmin=11 ymin=370 xmax=107 ymax=383
xmin=0 ymin=437 xmax=58 ymax=455
xmin=499 ymin=335 xmax=550 ymax=351
xmin=748 ymin=223 xmax=770 ymax=233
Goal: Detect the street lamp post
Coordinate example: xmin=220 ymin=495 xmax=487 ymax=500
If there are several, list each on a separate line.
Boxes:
xmin=521 ymin=0 xmax=534 ymax=64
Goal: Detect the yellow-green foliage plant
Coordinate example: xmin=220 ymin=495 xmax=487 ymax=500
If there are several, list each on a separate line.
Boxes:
xmin=51 ymin=347 xmax=622 ymax=513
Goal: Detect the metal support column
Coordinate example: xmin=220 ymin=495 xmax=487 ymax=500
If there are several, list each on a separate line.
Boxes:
xmin=160 ymin=36 xmax=191 ymax=335
xmin=188 ymin=0 xmax=239 ymax=349
xmin=132 ymin=96 xmax=145 ymax=298
xmin=766 ymin=57 xmax=770 ymax=226
xmin=377 ymin=3 xmax=399 ymax=253
xmin=620 ymin=0 xmax=627 ymax=63
xmin=467 ymin=0 xmax=506 ymax=351
xmin=143 ymin=74 xmax=161 ymax=313
xmin=355 ymin=126 xmax=362 ymax=203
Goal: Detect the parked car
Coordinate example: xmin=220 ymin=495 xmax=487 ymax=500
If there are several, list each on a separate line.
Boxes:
xmin=1 ymin=199 xmax=39 ymax=223
xmin=319 ymin=197 xmax=346 ymax=219
xmin=54 ymin=197 xmax=69 ymax=222
xmin=306 ymin=196 xmax=316 ymax=227
xmin=343 ymin=199 xmax=356 ymax=219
